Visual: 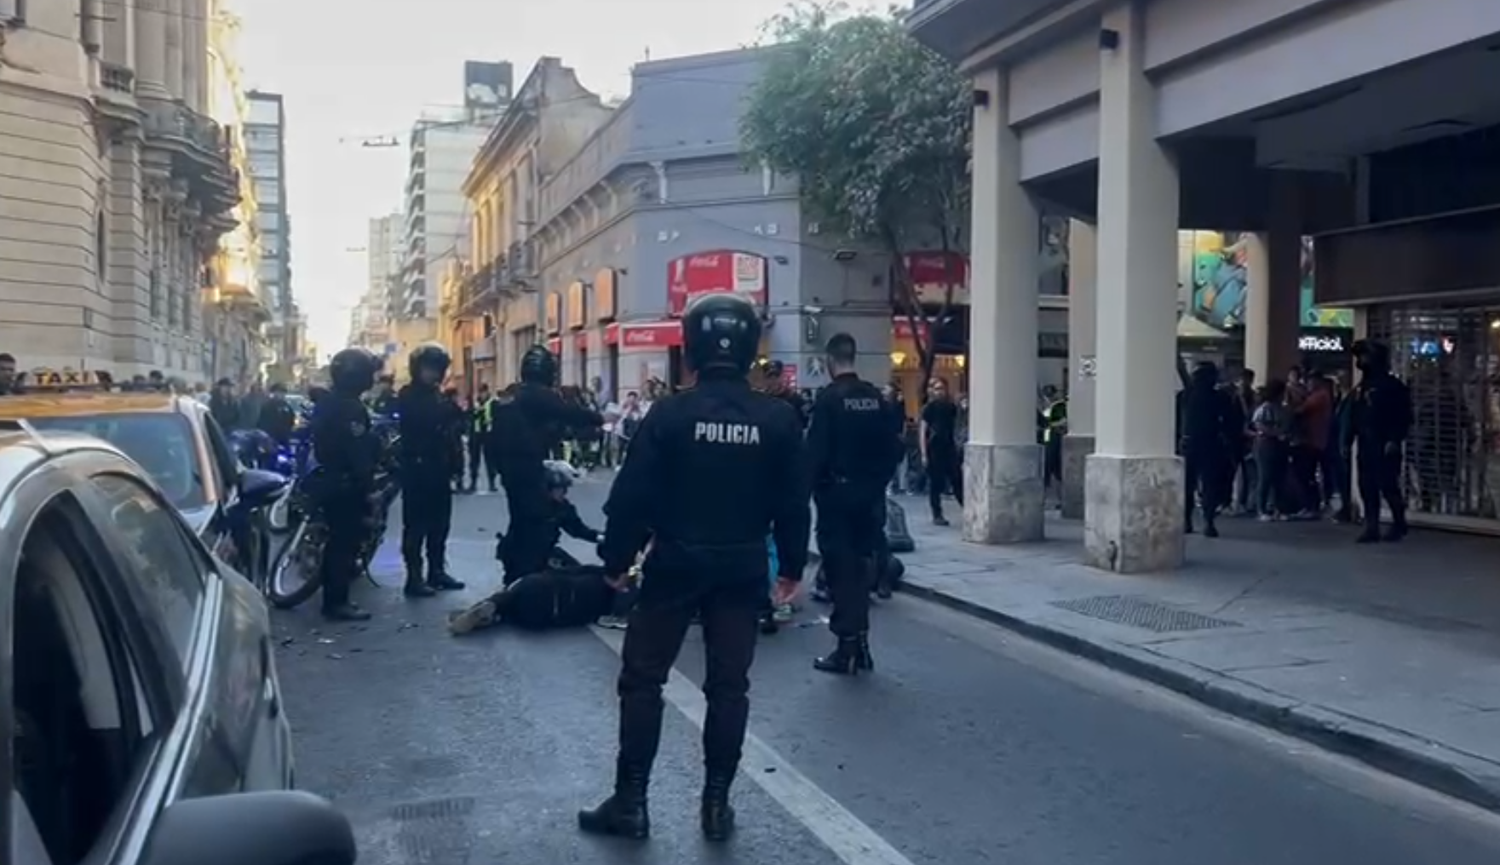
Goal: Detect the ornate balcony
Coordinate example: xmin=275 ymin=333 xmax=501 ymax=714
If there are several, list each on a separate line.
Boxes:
xmin=144 ymin=101 xmax=239 ymax=216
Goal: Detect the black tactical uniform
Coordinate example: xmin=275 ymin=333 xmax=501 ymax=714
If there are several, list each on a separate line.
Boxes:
xmin=806 ymin=335 xmax=904 ymax=675
xmin=1346 ymin=340 xmax=1412 ymax=543
xmin=309 ymin=348 xmax=383 ymax=622
xmin=396 ymin=344 xmax=466 ymax=597
xmin=579 ymin=293 xmax=811 ymax=844
xmin=490 ymin=346 xmax=603 ymax=584
xmin=1178 ymin=362 xmax=1236 ymax=537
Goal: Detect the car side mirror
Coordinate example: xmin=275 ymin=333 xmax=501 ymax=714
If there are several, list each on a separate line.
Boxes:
xmin=141 ymin=791 xmax=356 ymax=865
xmin=238 ymin=467 xmax=289 ymax=508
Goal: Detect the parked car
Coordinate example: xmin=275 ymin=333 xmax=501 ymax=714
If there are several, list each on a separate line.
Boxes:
xmin=0 ymin=376 xmax=280 ymax=588
xmin=0 ymin=426 xmax=355 ymax=865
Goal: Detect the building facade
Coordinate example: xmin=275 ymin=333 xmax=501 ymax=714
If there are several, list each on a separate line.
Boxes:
xmin=0 ymin=0 xmax=246 ymax=379
xmin=456 ymin=57 xmax=614 ymax=391
xmin=399 ymin=64 xmax=512 ymax=326
xmin=527 ymin=48 xmax=1066 ymax=400
xmin=909 ymin=0 xmax=1500 ymax=560
xmin=350 ymin=214 xmax=400 ymax=357
xmin=244 ymin=90 xmax=299 ymax=382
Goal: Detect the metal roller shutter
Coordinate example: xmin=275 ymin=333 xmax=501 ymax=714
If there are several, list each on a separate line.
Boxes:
xmin=1367 ymin=303 xmax=1500 ymax=521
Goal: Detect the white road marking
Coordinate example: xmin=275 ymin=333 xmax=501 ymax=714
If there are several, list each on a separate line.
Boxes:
xmin=592 ymin=628 xmax=916 ymax=865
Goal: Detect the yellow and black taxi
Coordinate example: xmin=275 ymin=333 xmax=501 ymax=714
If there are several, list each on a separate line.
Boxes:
xmin=0 ymin=371 xmax=281 ymax=588
xmin=0 ymin=427 xmax=355 ymax=865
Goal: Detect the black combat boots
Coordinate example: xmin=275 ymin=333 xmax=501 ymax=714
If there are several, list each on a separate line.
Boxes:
xmin=701 ymin=770 xmax=737 ymax=842
xmin=813 ymin=635 xmax=874 ymax=675
xmin=403 ymin=566 xmax=436 ymax=598
xmin=578 ymin=761 xmax=650 ymax=840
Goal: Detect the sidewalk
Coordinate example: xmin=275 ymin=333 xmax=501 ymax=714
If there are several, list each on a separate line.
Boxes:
xmin=892 ymin=498 xmax=1500 ymax=811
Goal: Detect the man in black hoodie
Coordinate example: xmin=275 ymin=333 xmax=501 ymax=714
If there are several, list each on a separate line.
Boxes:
xmin=1178 ymin=361 xmax=1236 ymax=537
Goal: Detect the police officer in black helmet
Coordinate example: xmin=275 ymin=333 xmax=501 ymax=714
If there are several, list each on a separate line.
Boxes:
xmin=579 ymin=293 xmax=811 ymax=843
xmin=309 ymin=347 xmax=384 ymax=621
xmin=396 ymin=343 xmax=466 ymax=597
xmin=806 ymin=333 xmax=904 ymax=675
xmin=490 ymin=344 xmax=603 ymax=583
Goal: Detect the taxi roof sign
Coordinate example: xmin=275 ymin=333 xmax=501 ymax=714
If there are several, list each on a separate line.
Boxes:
xmin=24 ymin=368 xmax=113 ymax=389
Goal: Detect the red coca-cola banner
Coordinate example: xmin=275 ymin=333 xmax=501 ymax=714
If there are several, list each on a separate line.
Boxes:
xmin=667 ymin=250 xmax=768 ymax=315
xmin=902 ymin=251 xmax=967 ymax=286
xmin=619 ymin=322 xmax=682 ymax=348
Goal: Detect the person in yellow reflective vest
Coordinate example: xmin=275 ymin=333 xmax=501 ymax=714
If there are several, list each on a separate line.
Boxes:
xmin=468 ymin=384 xmax=496 ymax=492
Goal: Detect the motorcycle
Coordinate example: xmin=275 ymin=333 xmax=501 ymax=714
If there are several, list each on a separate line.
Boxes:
xmin=265 ymin=414 xmax=400 ymax=609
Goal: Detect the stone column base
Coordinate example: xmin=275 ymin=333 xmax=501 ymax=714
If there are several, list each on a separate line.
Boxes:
xmin=1083 ymin=454 xmax=1184 ymax=572
xmin=1060 ymin=434 xmax=1094 ymax=519
xmin=962 ymin=442 xmax=1045 ymax=544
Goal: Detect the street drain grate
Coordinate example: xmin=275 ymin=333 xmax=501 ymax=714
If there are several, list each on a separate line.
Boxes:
xmin=391 ymin=795 xmax=476 ymax=822
xmin=1050 ymin=595 xmax=1240 ymax=633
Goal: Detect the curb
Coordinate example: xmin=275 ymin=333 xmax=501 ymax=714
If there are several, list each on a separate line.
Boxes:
xmin=900 ymin=580 xmax=1500 ymax=814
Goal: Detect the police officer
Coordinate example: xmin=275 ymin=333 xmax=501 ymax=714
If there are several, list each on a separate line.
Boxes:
xmin=805 ymin=333 xmax=903 ymax=675
xmin=309 ymin=347 xmax=384 ymax=622
xmin=1346 ymin=340 xmax=1412 ymax=543
xmin=579 ymin=293 xmax=811 ymax=843
xmin=489 ymin=345 xmax=603 ymax=583
xmin=394 ymin=344 xmax=465 ymax=597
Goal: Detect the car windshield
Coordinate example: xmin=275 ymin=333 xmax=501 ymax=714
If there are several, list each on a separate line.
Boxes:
xmin=29 ymin=412 xmax=206 ymax=510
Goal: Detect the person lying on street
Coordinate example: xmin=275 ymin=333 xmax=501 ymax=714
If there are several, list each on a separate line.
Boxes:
xmin=449 ymin=565 xmax=637 ymax=634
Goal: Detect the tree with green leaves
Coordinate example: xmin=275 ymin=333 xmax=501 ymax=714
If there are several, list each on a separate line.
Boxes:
xmin=742 ymin=0 xmax=971 ymax=394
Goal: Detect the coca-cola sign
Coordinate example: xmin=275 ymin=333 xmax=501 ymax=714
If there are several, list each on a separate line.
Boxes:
xmin=667 ymin=250 xmax=767 ymax=315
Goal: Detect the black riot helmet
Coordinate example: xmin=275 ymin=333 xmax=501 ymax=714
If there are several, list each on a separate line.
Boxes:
xmin=408 ymin=342 xmax=451 ymax=382
xmin=519 ymin=344 xmax=559 ymax=386
xmin=683 ymin=293 xmax=761 ymax=375
xmin=329 ymin=347 xmax=381 ymax=397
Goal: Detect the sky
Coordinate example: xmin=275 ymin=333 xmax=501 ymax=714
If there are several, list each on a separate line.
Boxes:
xmin=235 ymin=0 xmax=804 ymax=359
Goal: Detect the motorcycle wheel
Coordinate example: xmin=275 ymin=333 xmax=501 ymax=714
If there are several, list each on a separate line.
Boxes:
xmin=267 ymin=520 xmax=324 ymax=609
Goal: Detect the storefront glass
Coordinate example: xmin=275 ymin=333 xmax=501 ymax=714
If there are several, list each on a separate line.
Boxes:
xmin=1369 ymin=302 xmax=1500 ymax=522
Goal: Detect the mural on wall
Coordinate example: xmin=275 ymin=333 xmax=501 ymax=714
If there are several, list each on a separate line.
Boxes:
xmin=1185 ymin=232 xmax=1353 ymax=331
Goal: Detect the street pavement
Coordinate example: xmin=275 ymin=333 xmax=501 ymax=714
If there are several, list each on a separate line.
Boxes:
xmin=271 ymin=477 xmax=1500 ymax=864
xmin=893 ymin=501 xmax=1500 ymax=810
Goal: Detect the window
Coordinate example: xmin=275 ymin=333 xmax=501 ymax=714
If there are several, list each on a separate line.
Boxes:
xmin=90 ymin=474 xmax=206 ymax=665
xmin=28 ymin=413 xmax=206 ymax=510
xmin=202 ymin=413 xmax=242 ymax=492
xmin=12 ymin=498 xmax=153 ymax=865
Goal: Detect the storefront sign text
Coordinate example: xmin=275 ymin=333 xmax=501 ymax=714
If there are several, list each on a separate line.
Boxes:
xmin=1299 ymin=334 xmax=1346 ymax=352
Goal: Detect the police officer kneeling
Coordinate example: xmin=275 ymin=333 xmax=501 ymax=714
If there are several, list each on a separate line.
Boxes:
xmin=807 ymin=333 xmax=904 ymax=674
xmin=579 ymin=293 xmax=811 ymax=843
xmin=396 ymin=343 xmax=466 ymax=597
xmin=309 ymin=348 xmax=384 ymax=622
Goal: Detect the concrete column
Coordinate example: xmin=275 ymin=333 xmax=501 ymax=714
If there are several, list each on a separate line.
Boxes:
xmin=962 ymin=66 xmax=1045 ymax=544
xmin=163 ymin=0 xmax=183 ymax=100
xmin=1061 ymin=219 xmax=1097 ymax=519
xmin=182 ymin=0 xmax=205 ymax=112
xmin=1084 ymin=1 xmax=1185 ymax=573
xmin=134 ymin=0 xmax=169 ymax=98
xmin=1241 ymin=180 xmax=1303 ymax=382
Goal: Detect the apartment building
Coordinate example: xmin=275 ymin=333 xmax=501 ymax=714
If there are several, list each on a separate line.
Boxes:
xmin=454 ymin=57 xmax=613 ymax=390
xmin=0 ymin=0 xmax=244 ymax=378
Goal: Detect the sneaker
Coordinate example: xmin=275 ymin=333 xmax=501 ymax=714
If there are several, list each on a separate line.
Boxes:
xmin=597 ymin=615 xmax=629 ymax=630
xmin=773 ymin=603 xmax=794 ymax=623
xmin=1257 ymin=514 xmax=1273 ymax=523
xmin=448 ymin=600 xmax=497 ymax=635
